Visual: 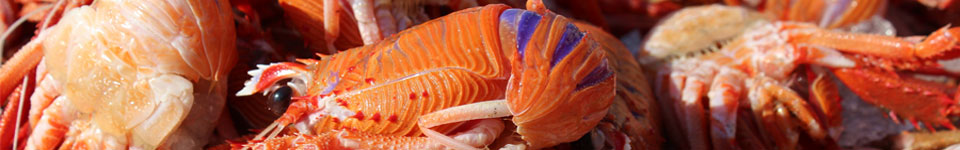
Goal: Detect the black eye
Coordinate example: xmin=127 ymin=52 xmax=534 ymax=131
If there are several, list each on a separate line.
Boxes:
xmin=268 ymin=85 xmax=293 ymax=115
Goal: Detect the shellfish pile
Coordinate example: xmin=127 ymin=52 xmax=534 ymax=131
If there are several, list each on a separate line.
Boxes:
xmin=0 ymin=0 xmax=956 ymax=149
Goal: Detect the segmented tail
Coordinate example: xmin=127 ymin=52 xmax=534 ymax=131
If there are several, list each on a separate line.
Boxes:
xmin=499 ymin=7 xmax=616 ymax=148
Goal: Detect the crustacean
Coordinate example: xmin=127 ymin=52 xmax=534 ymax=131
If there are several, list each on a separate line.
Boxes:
xmin=0 ymin=0 xmax=237 ymax=149
xmin=231 ymin=1 xmax=650 ymax=149
xmin=642 ymin=3 xmax=960 ymax=150
xmin=226 ymin=0 xmax=519 ymax=131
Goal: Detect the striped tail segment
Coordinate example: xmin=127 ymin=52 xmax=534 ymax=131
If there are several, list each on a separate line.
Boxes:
xmin=498 ymin=8 xmax=616 ymax=149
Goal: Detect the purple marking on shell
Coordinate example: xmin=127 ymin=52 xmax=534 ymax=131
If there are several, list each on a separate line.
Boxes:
xmin=320 ymin=71 xmax=340 ymax=95
xmin=516 ymin=11 xmax=542 ymax=60
xmin=576 ymin=60 xmax=612 ymax=91
xmin=551 ymin=23 xmax=584 ymax=67
xmin=499 ymin=9 xmax=522 ymax=28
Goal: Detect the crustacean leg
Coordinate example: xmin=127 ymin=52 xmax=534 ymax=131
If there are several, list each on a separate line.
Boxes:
xmin=806 ymin=68 xmax=843 ymax=140
xmin=661 ymin=47 xmax=843 ymax=149
xmin=0 ymin=59 xmax=65 ymax=150
xmin=790 ymin=25 xmax=960 ymax=61
xmin=664 ymin=63 xmax=828 ymax=149
xmin=746 ymin=76 xmax=828 ymax=149
xmin=322 ymin=0 xmax=342 ymax=51
xmin=0 ymin=4 xmax=73 ymax=148
xmin=662 ymin=59 xmax=717 ymax=150
xmin=0 ymin=75 xmax=31 ymax=150
xmin=417 ymin=100 xmax=511 ymax=150
xmin=707 ymin=68 xmax=747 ymax=149
xmin=23 ymin=96 xmax=71 ymax=150
xmin=0 ymin=59 xmax=64 ymax=150
xmin=0 ymin=38 xmax=43 ymax=105
xmin=787 ymin=25 xmax=960 ymax=130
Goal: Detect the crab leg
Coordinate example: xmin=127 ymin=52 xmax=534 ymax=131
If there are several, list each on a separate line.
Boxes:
xmin=664 ymin=63 xmax=713 ymax=150
xmin=0 ymin=82 xmax=27 ymax=149
xmin=806 ymin=69 xmax=843 ymax=140
xmin=653 ymin=71 xmax=691 ymax=149
xmin=773 ymin=105 xmax=800 ymax=150
xmin=748 ymin=77 xmax=826 ymax=140
xmin=665 ymin=59 xmax=755 ymax=150
xmin=347 ymin=0 xmax=381 ymax=45
xmin=788 ymin=25 xmax=960 ymax=129
xmin=708 ymin=68 xmax=747 ymax=150
xmin=0 ymin=40 xmax=43 ymax=104
xmin=791 ymin=26 xmax=960 ymax=61
xmin=322 ymin=0 xmax=342 ymax=51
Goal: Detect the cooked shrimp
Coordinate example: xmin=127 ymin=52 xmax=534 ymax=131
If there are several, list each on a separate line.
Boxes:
xmin=0 ymin=0 xmax=237 ymax=149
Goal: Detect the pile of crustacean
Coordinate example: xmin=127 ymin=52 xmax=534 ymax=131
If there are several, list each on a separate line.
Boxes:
xmin=0 ymin=0 xmax=959 ymax=149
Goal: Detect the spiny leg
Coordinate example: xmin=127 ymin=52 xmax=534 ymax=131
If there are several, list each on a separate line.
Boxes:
xmin=0 ymin=39 xmax=43 ymax=104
